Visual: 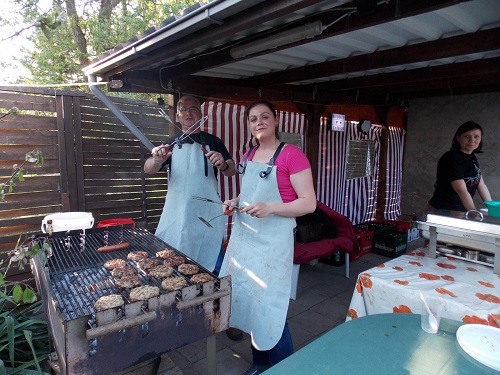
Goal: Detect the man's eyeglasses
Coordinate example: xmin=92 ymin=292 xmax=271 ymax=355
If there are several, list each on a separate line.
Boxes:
xmin=178 ymin=106 xmax=201 ymax=113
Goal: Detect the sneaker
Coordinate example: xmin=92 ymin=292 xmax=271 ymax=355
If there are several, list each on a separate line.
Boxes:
xmin=242 ymin=363 xmax=270 ymax=375
xmin=226 ymin=327 xmax=244 ymax=341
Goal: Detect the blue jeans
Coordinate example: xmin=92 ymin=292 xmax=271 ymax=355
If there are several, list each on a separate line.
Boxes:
xmin=251 ymin=322 xmax=293 ymax=366
xmin=212 ymin=243 xmax=225 ymax=276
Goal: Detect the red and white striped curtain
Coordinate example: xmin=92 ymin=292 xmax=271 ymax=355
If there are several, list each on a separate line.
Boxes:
xmin=201 ymin=101 xmax=405 ymax=228
xmin=384 ymin=125 xmax=406 ymax=220
xmin=317 ymin=117 xmax=405 ymax=224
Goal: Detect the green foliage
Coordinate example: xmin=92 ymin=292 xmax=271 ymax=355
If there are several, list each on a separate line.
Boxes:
xmin=0 ymin=231 xmax=51 ymax=374
xmin=0 ymin=150 xmax=43 ymax=203
xmin=0 ymin=138 xmax=51 ymax=373
xmin=0 ymin=237 xmax=51 ymax=374
xmin=8 ymin=0 xmax=204 ymax=87
xmin=0 ymin=280 xmax=51 ymax=374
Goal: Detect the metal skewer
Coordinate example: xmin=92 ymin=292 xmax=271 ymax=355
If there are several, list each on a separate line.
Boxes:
xmin=158 ymin=109 xmax=209 ymax=153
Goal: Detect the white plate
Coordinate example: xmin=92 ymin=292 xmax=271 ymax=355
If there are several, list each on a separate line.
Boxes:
xmin=456 ymin=324 xmax=500 ymax=371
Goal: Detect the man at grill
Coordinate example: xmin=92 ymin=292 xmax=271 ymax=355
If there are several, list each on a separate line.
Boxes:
xmin=144 ymin=95 xmax=236 ymax=273
xmin=219 ymin=100 xmax=316 ymax=374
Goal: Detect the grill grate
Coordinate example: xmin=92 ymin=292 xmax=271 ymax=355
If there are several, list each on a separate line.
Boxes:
xmin=43 ymin=226 xmax=213 ymax=321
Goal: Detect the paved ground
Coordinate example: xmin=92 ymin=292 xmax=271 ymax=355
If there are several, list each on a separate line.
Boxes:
xmin=121 ymin=238 xmax=425 ymax=375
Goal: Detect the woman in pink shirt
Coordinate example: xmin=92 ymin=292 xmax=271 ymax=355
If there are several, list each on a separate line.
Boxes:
xmin=219 ymin=101 xmax=316 ymax=375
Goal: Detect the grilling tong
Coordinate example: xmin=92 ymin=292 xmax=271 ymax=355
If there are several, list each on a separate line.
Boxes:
xmin=191 ymin=196 xmax=241 ymax=227
xmin=158 ymin=109 xmax=209 ymax=154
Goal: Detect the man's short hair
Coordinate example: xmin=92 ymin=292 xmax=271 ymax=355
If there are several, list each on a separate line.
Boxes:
xmin=177 ymin=95 xmax=201 ymax=110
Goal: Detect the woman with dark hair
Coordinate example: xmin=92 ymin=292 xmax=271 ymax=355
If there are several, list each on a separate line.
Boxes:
xmin=427 ymin=120 xmax=492 ymax=212
xmin=219 ymin=100 xmax=316 ymax=374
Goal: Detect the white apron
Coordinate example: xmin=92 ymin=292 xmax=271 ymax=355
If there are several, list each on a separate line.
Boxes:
xmin=155 ymin=142 xmax=224 ymax=271
xmin=219 ymin=158 xmax=295 ymax=350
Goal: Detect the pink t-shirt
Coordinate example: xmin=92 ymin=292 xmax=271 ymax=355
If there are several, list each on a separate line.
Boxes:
xmin=246 ymin=144 xmax=311 ymax=203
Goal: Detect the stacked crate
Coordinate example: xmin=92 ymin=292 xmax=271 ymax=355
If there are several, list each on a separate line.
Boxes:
xmin=352 ymin=227 xmax=374 ymax=261
xmin=356 ymin=220 xmax=408 ymax=258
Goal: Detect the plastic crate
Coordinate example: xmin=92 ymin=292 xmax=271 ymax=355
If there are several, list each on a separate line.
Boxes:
xmin=352 ymin=228 xmax=374 ymax=261
xmin=375 ymin=219 xmax=413 ymax=233
xmin=372 ymin=228 xmax=407 ymax=258
xmin=356 ymin=221 xmax=396 ymax=233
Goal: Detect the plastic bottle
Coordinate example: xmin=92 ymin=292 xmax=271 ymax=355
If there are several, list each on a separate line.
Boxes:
xmin=47 ymin=219 xmax=53 ymax=236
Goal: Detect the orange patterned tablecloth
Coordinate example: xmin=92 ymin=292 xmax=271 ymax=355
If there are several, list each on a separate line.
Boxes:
xmin=347 ymin=249 xmax=500 ymax=327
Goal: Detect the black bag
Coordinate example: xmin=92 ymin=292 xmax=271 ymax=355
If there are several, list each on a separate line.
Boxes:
xmin=296 ymin=222 xmax=324 ymax=244
xmin=295 ymin=206 xmax=338 ymax=243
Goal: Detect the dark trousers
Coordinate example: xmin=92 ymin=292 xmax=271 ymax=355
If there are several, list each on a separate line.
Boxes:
xmin=252 ymin=322 xmax=293 ymax=366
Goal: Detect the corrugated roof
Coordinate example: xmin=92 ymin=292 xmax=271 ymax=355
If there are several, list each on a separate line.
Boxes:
xmin=83 ymin=0 xmax=500 ymax=104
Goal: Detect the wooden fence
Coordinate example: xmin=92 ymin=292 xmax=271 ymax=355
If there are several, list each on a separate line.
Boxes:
xmin=0 ymin=87 xmax=171 ymax=282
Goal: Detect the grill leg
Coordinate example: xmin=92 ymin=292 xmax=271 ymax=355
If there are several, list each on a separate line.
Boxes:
xmin=152 ymin=356 xmax=161 ymax=375
xmin=207 ymin=335 xmax=216 ymax=375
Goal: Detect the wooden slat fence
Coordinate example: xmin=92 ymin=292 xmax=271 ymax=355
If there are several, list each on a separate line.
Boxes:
xmin=0 ymin=87 xmax=171 ymax=282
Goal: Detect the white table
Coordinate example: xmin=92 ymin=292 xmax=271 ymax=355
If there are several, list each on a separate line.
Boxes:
xmin=347 ymin=249 xmax=500 ymax=326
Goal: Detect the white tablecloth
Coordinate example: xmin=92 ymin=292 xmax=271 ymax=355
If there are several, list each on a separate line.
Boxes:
xmin=347 ymin=249 xmax=500 ymax=327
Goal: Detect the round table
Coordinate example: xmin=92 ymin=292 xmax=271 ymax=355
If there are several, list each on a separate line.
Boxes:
xmin=262 ymin=314 xmax=498 ymax=374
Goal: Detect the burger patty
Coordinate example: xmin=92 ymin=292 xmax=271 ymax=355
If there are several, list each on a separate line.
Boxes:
xmin=178 ymin=264 xmax=199 ymax=275
xmin=111 ymin=265 xmax=136 ymax=278
xmin=114 ymin=275 xmax=142 ymax=289
xmin=127 ymin=251 xmax=149 ymax=262
xmin=156 ymin=249 xmax=175 ymax=259
xmin=104 ymin=258 xmax=127 ymax=270
xmin=129 ymin=285 xmax=160 ymax=301
xmin=137 ymin=257 xmax=160 ymax=270
xmin=94 ymin=294 xmax=125 ymax=311
xmin=148 ymin=264 xmax=174 ymax=278
xmin=190 ymin=273 xmax=214 ymax=284
xmin=161 ymin=277 xmax=188 ymax=291
xmin=163 ymin=255 xmax=185 ymax=267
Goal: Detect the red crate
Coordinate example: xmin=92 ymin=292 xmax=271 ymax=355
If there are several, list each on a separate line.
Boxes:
xmin=352 ymin=228 xmax=374 ymax=261
xmin=375 ymin=219 xmax=413 ymax=233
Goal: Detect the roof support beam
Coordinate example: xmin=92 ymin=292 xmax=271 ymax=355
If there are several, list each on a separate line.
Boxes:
xmin=242 ymin=27 xmax=500 ymax=87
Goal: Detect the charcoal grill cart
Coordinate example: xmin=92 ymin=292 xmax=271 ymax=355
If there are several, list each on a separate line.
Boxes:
xmin=417 ymin=209 xmax=500 ymax=274
xmin=31 ymin=225 xmax=231 ymax=375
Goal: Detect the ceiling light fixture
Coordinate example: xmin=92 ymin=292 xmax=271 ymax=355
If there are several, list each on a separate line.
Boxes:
xmin=230 ymin=20 xmax=323 ymax=59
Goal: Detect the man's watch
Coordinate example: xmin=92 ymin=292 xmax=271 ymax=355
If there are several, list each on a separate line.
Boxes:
xmin=220 ymin=161 xmax=229 ymax=172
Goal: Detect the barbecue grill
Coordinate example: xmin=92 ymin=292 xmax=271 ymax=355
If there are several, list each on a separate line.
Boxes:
xmin=31 ymin=225 xmax=231 ymax=375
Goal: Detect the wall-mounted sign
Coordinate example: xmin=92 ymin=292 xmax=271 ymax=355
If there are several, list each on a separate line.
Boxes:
xmin=331 ymin=113 xmax=346 ymax=131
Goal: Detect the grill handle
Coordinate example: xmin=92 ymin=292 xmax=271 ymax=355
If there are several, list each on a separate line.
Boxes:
xmin=86 ymin=311 xmax=157 ymax=340
xmin=176 ymin=288 xmax=231 ymax=310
